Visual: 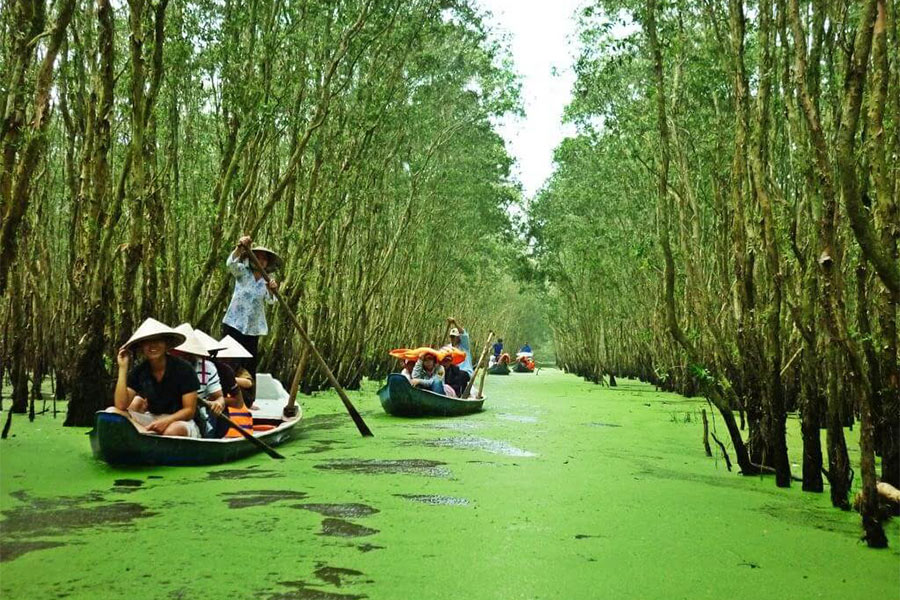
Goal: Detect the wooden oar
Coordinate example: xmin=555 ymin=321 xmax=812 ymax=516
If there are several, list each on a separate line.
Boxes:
xmin=477 ymin=353 xmax=489 ymax=398
xmin=438 ymin=319 xmax=452 ymax=347
xmin=201 ymin=398 xmax=285 ymax=460
xmin=287 ymin=351 xmax=307 ymax=410
xmin=463 ymin=330 xmax=494 ymax=399
xmin=241 ymin=241 xmax=373 ymax=437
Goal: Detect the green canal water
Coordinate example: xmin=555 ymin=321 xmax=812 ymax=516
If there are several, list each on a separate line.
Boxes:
xmin=1 ymin=370 xmax=898 ymax=599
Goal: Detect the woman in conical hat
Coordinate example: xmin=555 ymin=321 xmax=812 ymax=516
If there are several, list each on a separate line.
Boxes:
xmin=187 ymin=327 xmax=252 ymax=439
xmin=217 ymin=335 xmax=255 ymax=395
xmin=170 ymin=324 xmax=228 ymax=438
xmin=222 ymin=235 xmax=282 ymax=408
xmin=112 ymin=318 xmax=202 ymax=437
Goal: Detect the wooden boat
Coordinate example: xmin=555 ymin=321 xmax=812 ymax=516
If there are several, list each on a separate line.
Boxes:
xmin=377 ymin=374 xmax=484 ymax=417
xmin=487 ymin=363 xmax=510 ymax=375
xmin=90 ymin=374 xmax=302 ymax=466
xmin=513 ymin=362 xmax=535 ymax=373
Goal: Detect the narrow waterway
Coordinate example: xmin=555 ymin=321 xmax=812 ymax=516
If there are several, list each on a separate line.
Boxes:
xmin=1 ymin=370 xmax=897 ymax=599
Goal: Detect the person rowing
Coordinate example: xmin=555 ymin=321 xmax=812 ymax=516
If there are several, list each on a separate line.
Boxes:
xmin=112 ymin=318 xmax=201 ymax=437
xmin=443 ymin=318 xmax=473 ymax=377
xmin=222 ymin=235 xmax=281 ymax=408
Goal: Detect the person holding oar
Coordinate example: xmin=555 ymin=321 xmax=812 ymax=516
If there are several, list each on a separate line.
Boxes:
xmin=192 ymin=328 xmax=254 ymax=439
xmin=442 ymin=318 xmax=472 ymax=393
xmin=239 ymin=237 xmax=373 ymax=435
xmin=222 ymin=235 xmax=281 ymax=408
xmin=112 ymin=318 xmax=201 ymax=437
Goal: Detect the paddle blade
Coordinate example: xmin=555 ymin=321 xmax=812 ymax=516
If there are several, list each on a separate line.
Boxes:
xmin=348 ymin=404 xmax=374 ymax=437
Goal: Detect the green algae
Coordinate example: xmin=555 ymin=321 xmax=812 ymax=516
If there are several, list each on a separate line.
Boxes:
xmin=1 ymin=370 xmax=898 ymax=599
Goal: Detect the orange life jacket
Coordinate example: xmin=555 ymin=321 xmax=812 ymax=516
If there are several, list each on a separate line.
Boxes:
xmin=225 ymin=404 xmax=254 ymax=438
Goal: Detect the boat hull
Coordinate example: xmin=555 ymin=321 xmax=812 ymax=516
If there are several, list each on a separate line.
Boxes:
xmin=89 ymin=411 xmax=301 ymax=466
xmin=513 ymin=363 xmax=534 ymax=373
xmin=487 ymin=363 xmax=510 ymax=375
xmin=378 ymin=374 xmax=484 ymax=417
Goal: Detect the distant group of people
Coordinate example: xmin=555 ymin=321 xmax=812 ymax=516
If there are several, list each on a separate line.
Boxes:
xmin=488 ymin=338 xmax=534 ymax=368
xmin=111 ymin=236 xmax=280 ymax=438
xmin=394 ymin=326 xmax=537 ymax=397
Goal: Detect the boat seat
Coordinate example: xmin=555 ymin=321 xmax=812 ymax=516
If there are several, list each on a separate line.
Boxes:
xmin=251 ymin=373 xmax=293 ymax=420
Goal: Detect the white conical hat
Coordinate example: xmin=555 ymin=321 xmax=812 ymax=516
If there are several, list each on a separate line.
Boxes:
xmin=250 ymin=245 xmax=282 ymax=272
xmin=217 ymin=335 xmax=253 ymax=359
xmin=193 ymin=328 xmax=227 ymax=354
xmin=172 ymin=323 xmax=210 ymax=357
xmin=123 ymin=318 xmax=186 ymax=350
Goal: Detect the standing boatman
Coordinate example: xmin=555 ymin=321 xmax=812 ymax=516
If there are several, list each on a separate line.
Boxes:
xmin=222 ymin=235 xmax=281 ymax=407
xmin=443 ymin=317 xmax=474 ymax=394
xmin=492 ymin=338 xmax=504 ymax=360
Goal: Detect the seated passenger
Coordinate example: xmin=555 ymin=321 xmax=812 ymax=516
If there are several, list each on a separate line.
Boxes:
xmin=170 ymin=324 xmax=225 ymax=438
xmin=194 ymin=328 xmax=250 ymax=438
xmin=400 ymin=359 xmax=417 ymax=381
xmin=441 ymin=352 xmax=470 ymax=398
xmin=213 ymin=359 xmax=253 ymax=438
xmin=218 ymin=335 xmax=256 ymax=408
xmin=113 ymin=318 xmax=200 ymax=437
xmin=410 ymin=350 xmax=445 ymax=394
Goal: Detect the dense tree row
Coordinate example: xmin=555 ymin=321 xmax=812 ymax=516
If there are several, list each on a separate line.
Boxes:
xmin=0 ymin=1 xmax=538 ymax=426
xmin=529 ymin=0 xmax=897 ymax=546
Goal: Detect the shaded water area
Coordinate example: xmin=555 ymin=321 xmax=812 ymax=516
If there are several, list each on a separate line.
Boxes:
xmin=1 ymin=370 xmax=898 ymax=598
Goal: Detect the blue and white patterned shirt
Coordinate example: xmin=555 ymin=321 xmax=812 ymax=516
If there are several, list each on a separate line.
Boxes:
xmin=222 ymin=253 xmax=277 ymax=336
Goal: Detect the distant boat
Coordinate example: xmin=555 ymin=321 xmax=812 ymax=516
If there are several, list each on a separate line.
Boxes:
xmin=487 ymin=363 xmax=510 ymax=375
xmin=513 ymin=361 xmax=535 ymax=373
xmin=90 ymin=374 xmax=301 ymax=466
xmin=377 ymin=374 xmax=484 ymax=417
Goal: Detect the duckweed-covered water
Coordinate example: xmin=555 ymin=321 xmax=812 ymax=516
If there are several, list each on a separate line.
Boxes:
xmin=1 ymin=370 xmax=898 ymax=599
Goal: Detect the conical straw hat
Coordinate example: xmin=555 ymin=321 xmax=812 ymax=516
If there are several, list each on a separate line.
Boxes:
xmin=194 ymin=328 xmax=227 ymax=354
xmin=172 ymin=323 xmax=210 ymax=358
xmin=250 ymin=245 xmax=282 ymax=273
xmin=217 ymin=335 xmax=253 ymax=359
xmin=123 ymin=318 xmax=185 ymax=350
